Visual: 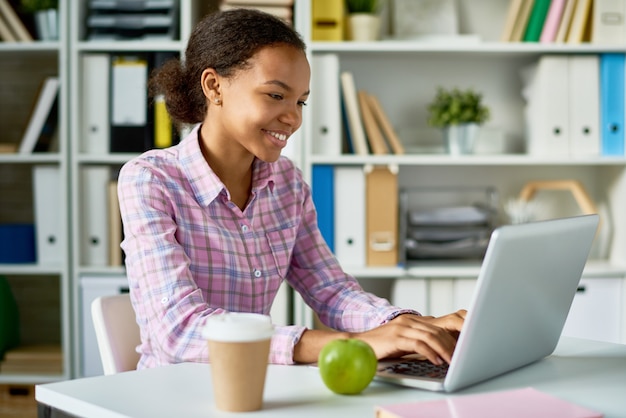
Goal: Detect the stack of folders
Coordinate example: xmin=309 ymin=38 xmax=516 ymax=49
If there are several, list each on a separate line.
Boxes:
xmin=400 ymin=188 xmax=497 ymax=262
xmin=521 ymin=54 xmax=625 ymax=157
xmin=220 ymin=0 xmax=294 ymax=26
xmin=80 ymin=51 xmax=179 ymax=154
xmin=86 ymin=0 xmax=179 ymax=40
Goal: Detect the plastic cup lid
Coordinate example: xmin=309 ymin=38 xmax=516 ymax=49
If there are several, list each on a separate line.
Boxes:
xmin=202 ymin=312 xmax=274 ymax=342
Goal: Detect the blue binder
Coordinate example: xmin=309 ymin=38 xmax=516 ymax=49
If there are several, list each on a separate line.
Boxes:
xmin=599 ymin=54 xmax=625 ymax=156
xmin=311 ymin=165 xmax=335 ymax=253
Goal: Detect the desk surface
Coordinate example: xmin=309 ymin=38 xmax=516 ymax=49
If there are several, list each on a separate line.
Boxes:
xmin=36 ymin=337 xmax=626 ymax=418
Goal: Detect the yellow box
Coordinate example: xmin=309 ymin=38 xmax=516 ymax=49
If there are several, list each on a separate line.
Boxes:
xmin=311 ymin=0 xmax=345 ymax=41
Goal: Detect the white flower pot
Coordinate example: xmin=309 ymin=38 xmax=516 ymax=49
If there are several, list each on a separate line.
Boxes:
xmin=443 ymin=123 xmax=480 ymax=155
xmin=347 ymin=13 xmax=381 ymax=41
xmin=34 ymin=9 xmax=58 ymax=41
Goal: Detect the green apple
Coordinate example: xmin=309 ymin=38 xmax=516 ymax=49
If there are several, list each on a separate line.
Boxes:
xmin=318 ymin=338 xmax=377 ymax=395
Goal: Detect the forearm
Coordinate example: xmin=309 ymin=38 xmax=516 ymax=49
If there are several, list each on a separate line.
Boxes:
xmin=293 ymin=328 xmax=352 ymax=364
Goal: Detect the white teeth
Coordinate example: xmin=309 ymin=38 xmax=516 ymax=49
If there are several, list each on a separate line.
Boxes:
xmin=268 ymin=131 xmax=287 ymax=141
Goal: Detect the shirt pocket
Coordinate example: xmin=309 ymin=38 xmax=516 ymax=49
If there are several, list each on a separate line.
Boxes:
xmin=265 ymin=227 xmax=297 ymax=279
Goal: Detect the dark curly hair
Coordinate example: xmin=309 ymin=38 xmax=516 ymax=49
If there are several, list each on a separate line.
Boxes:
xmin=149 ymin=8 xmax=306 ymax=126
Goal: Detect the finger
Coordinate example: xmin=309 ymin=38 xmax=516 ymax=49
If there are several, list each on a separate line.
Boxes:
xmin=399 ymin=324 xmax=458 ymax=364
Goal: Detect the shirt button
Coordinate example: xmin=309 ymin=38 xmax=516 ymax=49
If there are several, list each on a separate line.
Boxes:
xmin=241 ymin=224 xmax=249 ymax=233
xmin=254 ymin=269 xmax=262 ymax=278
xmin=161 ymin=297 xmax=168 ymax=304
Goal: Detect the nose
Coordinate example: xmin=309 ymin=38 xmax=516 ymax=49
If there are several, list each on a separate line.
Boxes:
xmin=279 ymin=102 xmax=302 ymax=129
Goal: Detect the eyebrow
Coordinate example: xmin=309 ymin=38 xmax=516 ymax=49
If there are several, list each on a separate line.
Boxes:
xmin=264 ymin=79 xmax=310 ymax=97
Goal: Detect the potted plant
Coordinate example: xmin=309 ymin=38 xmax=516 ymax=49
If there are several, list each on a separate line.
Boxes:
xmin=426 ymin=87 xmax=490 ymax=154
xmin=346 ymin=0 xmax=382 ymax=41
xmin=20 ymin=0 xmax=59 ymax=41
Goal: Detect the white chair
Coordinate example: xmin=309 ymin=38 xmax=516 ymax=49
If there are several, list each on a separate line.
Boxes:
xmin=91 ymin=293 xmax=141 ymax=375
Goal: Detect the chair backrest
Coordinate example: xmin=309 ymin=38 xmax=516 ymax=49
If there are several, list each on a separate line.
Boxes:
xmin=91 ymin=293 xmax=141 ymax=375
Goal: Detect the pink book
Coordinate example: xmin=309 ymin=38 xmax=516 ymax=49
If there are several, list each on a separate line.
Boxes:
xmin=540 ymin=0 xmax=568 ymax=43
xmin=375 ymin=387 xmax=603 ymax=418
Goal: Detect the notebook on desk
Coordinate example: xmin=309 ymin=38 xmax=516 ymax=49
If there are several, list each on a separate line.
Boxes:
xmin=376 ymin=214 xmax=599 ymax=392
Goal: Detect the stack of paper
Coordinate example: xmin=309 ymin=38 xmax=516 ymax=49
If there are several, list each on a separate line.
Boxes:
xmin=220 ymin=0 xmax=294 ymax=26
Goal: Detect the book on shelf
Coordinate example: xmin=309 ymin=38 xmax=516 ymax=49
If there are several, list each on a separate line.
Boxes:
xmin=567 ymin=0 xmax=593 ymax=43
xmin=18 ymin=76 xmax=60 ymax=154
xmin=340 ymin=71 xmax=369 ymax=155
xmin=523 ymin=0 xmax=552 ymax=42
xmin=500 ymin=0 xmax=526 ymax=41
xmin=367 ymin=93 xmax=405 ymax=155
xmin=0 ymin=0 xmax=33 ymax=42
xmin=555 ymin=0 xmax=577 ymax=42
xmin=539 ymin=0 xmax=568 ymax=43
xmin=0 ymin=8 xmax=17 ymax=41
xmin=509 ymin=0 xmax=535 ymax=42
xmin=358 ymin=90 xmax=389 ymax=155
xmin=375 ymin=387 xmax=603 ymax=418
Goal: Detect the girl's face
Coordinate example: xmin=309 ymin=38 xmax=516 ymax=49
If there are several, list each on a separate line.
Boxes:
xmin=217 ymin=44 xmax=311 ymax=163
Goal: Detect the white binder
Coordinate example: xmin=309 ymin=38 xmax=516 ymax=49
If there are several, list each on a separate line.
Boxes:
xmin=591 ymin=0 xmax=626 ymax=45
xmin=334 ymin=166 xmax=366 ymax=268
xmin=312 ymin=54 xmax=342 ymax=156
xmin=81 ymin=166 xmax=110 ymax=266
xmin=529 ymin=56 xmax=570 ymax=156
xmin=568 ymin=55 xmax=600 ymax=156
xmin=33 ymin=165 xmax=63 ymax=265
xmin=81 ymin=54 xmax=110 ymax=154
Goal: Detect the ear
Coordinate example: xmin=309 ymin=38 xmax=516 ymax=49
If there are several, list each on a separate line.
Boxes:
xmin=201 ymin=68 xmax=222 ymax=105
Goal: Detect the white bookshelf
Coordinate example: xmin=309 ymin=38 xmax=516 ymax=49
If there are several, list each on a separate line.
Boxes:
xmin=0 ymin=0 xmax=70 ymax=384
xmin=67 ymin=0 xmax=219 ymax=378
xmin=295 ymin=0 xmax=626 ymax=341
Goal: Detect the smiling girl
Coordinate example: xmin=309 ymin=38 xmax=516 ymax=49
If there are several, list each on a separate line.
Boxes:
xmin=117 ymin=8 xmax=464 ymax=370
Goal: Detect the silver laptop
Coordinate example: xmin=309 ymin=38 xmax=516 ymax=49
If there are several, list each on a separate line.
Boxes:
xmin=376 ymin=214 xmax=599 ymax=392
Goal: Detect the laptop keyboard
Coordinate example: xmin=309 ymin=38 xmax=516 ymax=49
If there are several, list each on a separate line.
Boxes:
xmin=380 ymin=360 xmax=449 ymax=379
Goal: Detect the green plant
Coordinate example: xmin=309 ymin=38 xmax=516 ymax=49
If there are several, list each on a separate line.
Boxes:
xmin=20 ymin=0 xmax=58 ymax=12
xmin=427 ymin=87 xmax=490 ymax=128
xmin=346 ymin=0 xmax=380 ymax=14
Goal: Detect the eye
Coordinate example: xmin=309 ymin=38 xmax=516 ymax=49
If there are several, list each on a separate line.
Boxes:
xmin=298 ymin=100 xmax=308 ymax=107
xmin=268 ymin=93 xmax=283 ymax=100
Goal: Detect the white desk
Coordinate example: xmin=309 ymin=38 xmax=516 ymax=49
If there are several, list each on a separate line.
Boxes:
xmin=36 ymin=337 xmax=626 ymax=418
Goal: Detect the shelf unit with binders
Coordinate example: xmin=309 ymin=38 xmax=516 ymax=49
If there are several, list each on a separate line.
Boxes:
xmin=293 ymin=0 xmax=626 ymax=342
xmin=0 ymin=1 xmax=70 ymax=384
xmin=67 ymin=0 xmax=223 ymax=377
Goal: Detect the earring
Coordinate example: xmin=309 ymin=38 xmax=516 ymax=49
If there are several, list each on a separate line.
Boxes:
xmin=214 ymin=98 xmax=221 ymax=105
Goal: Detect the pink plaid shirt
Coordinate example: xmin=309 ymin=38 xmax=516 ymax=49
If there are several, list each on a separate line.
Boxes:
xmin=118 ymin=126 xmax=413 ymax=367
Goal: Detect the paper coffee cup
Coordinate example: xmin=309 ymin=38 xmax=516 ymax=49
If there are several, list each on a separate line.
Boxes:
xmin=203 ymin=313 xmax=274 ymax=412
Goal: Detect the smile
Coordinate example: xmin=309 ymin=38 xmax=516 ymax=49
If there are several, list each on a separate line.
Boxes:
xmin=266 ymin=130 xmax=288 ymax=141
